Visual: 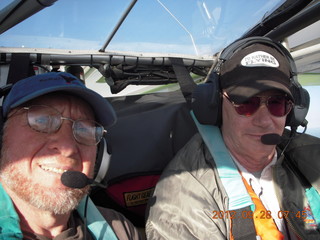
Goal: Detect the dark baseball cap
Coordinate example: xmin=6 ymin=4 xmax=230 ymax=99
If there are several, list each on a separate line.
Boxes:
xmin=3 ymin=72 xmax=116 ymax=127
xmin=220 ymin=43 xmax=293 ymax=103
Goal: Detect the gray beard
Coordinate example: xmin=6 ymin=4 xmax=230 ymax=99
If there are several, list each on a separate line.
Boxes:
xmin=0 ymin=156 xmax=90 ymax=215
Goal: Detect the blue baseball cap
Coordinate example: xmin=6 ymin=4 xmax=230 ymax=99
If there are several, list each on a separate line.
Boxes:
xmin=3 ymin=72 xmax=117 ymax=127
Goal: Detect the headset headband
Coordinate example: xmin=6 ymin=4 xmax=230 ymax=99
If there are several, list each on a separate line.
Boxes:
xmin=192 ymin=36 xmax=309 ymax=129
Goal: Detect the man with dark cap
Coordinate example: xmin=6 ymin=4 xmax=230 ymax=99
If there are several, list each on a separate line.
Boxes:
xmin=0 ymin=72 xmax=141 ymax=239
xmin=146 ymin=37 xmax=320 ymax=239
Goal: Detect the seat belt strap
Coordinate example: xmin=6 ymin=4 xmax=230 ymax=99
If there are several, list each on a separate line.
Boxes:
xmin=230 ymin=206 xmax=257 ymax=240
xmin=170 ymin=57 xmax=196 ymax=105
xmin=191 ymin=111 xmax=253 ymax=210
xmin=190 ymin=111 xmax=256 ymax=240
xmin=284 ymin=159 xmax=320 ymax=228
xmin=7 ymin=53 xmax=34 ymax=84
xmin=242 ymin=177 xmax=284 ymax=240
xmin=77 ymin=196 xmax=118 ymax=240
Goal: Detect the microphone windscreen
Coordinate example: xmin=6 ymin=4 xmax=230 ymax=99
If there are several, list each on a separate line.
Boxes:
xmin=61 ymin=171 xmax=89 ymax=189
xmin=261 ymin=133 xmax=282 ymax=145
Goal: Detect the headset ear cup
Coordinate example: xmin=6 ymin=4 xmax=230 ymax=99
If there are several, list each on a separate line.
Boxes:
xmin=94 ymin=138 xmax=111 ymax=183
xmin=192 ymin=72 xmax=222 ymax=126
xmin=0 ymin=84 xmax=13 ymax=151
xmin=94 ymin=140 xmax=103 ymax=177
xmin=0 ymin=107 xmax=3 ymax=150
xmin=286 ymin=87 xmax=310 ymax=128
xmin=192 ymin=36 xmax=311 ymax=130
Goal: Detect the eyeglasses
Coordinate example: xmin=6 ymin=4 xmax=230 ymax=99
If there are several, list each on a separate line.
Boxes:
xmin=22 ymin=105 xmax=106 ymax=146
xmin=223 ymin=93 xmax=293 ymax=117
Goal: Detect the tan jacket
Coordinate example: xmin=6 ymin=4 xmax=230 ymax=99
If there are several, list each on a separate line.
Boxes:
xmin=146 ymin=133 xmax=320 ymax=240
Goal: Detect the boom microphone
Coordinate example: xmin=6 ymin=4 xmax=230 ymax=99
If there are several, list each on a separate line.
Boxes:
xmin=61 ymin=171 xmax=107 ymax=189
xmin=260 ymin=133 xmax=282 ymax=145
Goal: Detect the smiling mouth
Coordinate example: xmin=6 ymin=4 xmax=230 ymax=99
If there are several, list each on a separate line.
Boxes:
xmin=40 ymin=165 xmax=67 ymax=174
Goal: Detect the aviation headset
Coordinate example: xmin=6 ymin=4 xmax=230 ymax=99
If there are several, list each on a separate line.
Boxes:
xmin=0 ymin=82 xmax=111 ymax=183
xmin=192 ymin=36 xmax=310 ymax=131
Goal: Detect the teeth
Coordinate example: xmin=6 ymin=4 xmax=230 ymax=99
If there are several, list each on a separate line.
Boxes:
xmin=40 ymin=165 xmax=67 ymax=174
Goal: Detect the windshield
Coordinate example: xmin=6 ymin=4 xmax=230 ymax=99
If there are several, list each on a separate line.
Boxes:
xmin=0 ymin=0 xmax=319 ymax=138
xmin=0 ymin=0 xmax=285 ymax=56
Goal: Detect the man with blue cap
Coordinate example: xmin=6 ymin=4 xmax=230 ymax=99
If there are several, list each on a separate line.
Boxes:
xmin=0 ymin=72 xmax=141 ymax=239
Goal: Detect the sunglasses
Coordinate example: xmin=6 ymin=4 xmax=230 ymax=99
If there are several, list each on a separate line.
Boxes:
xmin=22 ymin=105 xmax=106 ymax=146
xmin=223 ymin=93 xmax=293 ymax=117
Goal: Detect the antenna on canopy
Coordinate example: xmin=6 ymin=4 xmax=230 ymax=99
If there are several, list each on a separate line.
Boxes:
xmin=156 ymin=0 xmax=199 ymax=55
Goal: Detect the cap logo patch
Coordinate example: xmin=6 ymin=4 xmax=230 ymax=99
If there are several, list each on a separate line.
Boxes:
xmin=241 ymin=51 xmax=279 ymax=68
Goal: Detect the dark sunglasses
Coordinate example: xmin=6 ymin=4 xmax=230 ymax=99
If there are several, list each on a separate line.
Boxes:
xmin=223 ymin=93 xmax=294 ymax=117
xmin=21 ymin=105 xmax=106 ymax=146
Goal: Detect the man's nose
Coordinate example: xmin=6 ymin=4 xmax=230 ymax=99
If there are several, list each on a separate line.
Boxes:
xmin=48 ymin=120 xmax=79 ymax=156
xmin=252 ymin=103 xmax=274 ymax=125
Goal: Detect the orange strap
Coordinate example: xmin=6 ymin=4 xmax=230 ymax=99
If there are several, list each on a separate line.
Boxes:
xmin=242 ymin=177 xmax=284 ymax=240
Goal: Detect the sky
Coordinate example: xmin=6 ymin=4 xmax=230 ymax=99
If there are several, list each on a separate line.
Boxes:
xmin=0 ymin=0 xmax=285 ymax=56
xmin=1 ymin=0 xmax=318 ymax=137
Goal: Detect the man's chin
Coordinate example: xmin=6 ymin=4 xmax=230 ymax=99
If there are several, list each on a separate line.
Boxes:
xmin=28 ymin=185 xmax=89 ymax=214
xmin=4 ymin=173 xmax=89 ymax=214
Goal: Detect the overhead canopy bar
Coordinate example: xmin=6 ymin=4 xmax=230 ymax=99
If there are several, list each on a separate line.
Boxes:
xmin=0 ymin=50 xmax=214 ymax=68
xmin=0 ymin=0 xmax=58 ymax=35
